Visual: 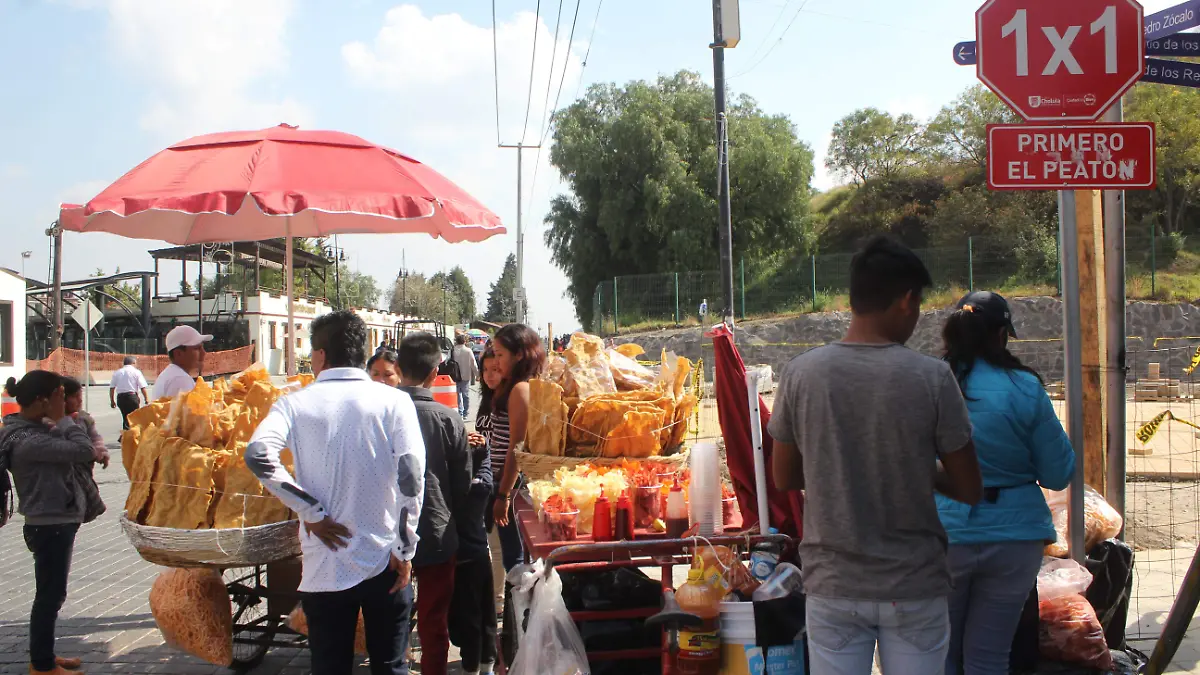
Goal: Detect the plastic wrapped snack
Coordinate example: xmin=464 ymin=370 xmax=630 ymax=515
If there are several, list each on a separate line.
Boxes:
xmin=607 ymin=349 xmax=657 ymax=391
xmin=563 ymin=332 xmax=618 ymax=399
xmin=1045 ymin=485 xmax=1123 ymax=558
xmin=1038 ymin=594 xmax=1113 ymax=670
xmin=149 ymin=569 xmax=233 ymax=666
xmin=528 ymin=379 xmax=569 ymax=456
xmin=554 ymin=466 xmax=629 ymax=535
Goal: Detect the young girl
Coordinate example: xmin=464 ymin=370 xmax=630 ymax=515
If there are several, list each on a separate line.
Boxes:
xmin=0 ymin=371 xmax=107 ymax=675
xmin=61 ymin=377 xmax=110 ymax=469
xmin=489 ymin=324 xmax=547 ymax=571
xmin=449 ymin=349 xmax=502 ymax=675
xmin=367 ymin=350 xmax=401 ymax=387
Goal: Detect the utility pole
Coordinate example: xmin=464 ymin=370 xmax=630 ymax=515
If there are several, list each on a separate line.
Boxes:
xmin=499 ymin=143 xmax=539 ymax=325
xmin=710 ymin=0 xmax=739 ymax=328
xmin=46 ymin=222 xmax=63 ymax=350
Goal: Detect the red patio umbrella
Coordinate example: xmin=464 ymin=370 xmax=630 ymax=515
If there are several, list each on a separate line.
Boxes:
xmin=710 ymin=324 xmax=803 ymax=538
xmin=59 ymin=123 xmax=506 ymax=374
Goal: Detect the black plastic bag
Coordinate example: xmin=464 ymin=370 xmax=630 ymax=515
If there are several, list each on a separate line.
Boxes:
xmin=753 ymin=593 xmax=806 ymax=648
xmin=1084 ymin=539 xmax=1134 ymax=650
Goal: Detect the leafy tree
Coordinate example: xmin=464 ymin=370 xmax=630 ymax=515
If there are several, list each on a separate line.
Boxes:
xmin=445 ymin=266 xmax=476 ymax=321
xmin=816 ymin=174 xmax=947 ymax=250
xmin=390 ymin=272 xmax=456 ymax=323
xmin=545 ymin=70 xmax=815 ymax=327
xmin=338 ymin=269 xmax=382 ymax=309
xmin=826 ymin=108 xmax=924 ymax=183
xmin=924 ymin=85 xmax=1019 ymax=169
xmin=1126 ymin=84 xmax=1200 ymax=235
xmin=485 ymin=254 xmax=519 ymax=324
xmin=90 ymin=267 xmax=143 ymax=310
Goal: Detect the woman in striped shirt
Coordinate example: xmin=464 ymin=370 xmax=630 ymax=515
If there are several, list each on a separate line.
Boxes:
xmin=489 ymin=324 xmax=546 ymax=571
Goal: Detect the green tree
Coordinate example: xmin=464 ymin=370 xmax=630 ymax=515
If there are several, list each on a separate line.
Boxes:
xmin=826 ymin=108 xmax=924 ymax=183
xmin=544 ymin=70 xmax=815 ymax=327
xmin=1126 ymin=84 xmax=1200 ymax=235
xmin=390 ymin=272 xmax=454 ymax=323
xmin=485 ymin=254 xmax=519 ymax=324
xmin=445 ymin=266 xmax=476 ymax=321
xmin=924 ymin=84 xmax=1019 ymax=169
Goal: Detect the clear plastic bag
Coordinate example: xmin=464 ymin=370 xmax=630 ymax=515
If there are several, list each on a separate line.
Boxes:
xmin=507 ymin=562 xmax=591 ymax=675
xmin=1036 ymin=557 xmax=1093 ymax=601
xmin=1044 ymin=485 xmax=1123 ymax=558
xmin=606 ymin=349 xmax=657 ymax=391
xmin=1038 ymin=593 xmax=1114 ymax=671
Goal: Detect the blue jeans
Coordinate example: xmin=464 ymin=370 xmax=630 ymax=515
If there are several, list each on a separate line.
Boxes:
xmin=945 ymin=541 xmax=1044 ymax=675
xmin=806 ymin=594 xmax=949 ymax=675
xmin=456 ymin=381 xmax=470 ymax=418
xmin=486 ymin=493 xmax=525 ymax=572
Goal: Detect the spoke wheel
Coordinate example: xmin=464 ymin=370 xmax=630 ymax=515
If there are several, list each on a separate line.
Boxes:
xmin=224 ymin=567 xmax=278 ymax=673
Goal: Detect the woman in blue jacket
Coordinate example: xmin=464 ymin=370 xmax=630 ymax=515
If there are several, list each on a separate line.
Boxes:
xmin=939 ymin=291 xmax=1075 ymax=675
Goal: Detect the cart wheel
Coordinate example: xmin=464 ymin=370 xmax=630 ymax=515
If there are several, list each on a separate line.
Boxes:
xmin=224 ymin=568 xmax=278 ymax=673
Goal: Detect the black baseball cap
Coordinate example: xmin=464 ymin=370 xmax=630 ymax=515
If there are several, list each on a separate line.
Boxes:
xmin=956 ymin=291 xmax=1018 ymax=338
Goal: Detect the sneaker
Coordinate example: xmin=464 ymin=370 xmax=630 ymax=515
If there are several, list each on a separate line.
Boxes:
xmin=30 ymin=665 xmax=84 ymax=675
xmin=55 ymin=658 xmax=82 ymax=670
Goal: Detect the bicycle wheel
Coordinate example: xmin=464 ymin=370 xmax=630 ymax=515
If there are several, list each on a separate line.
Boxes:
xmin=224 ymin=567 xmax=278 ymax=673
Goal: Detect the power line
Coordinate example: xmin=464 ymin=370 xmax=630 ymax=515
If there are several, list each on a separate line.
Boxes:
xmin=526 ymin=0 xmax=584 ymax=210
xmin=730 ymin=0 xmax=810 ymax=79
xmin=520 ymin=0 xmax=544 ymax=145
xmin=573 ymin=0 xmax=605 ymax=101
xmin=740 ymin=0 xmax=794 ymax=67
xmin=537 ymin=0 xmax=566 ymax=147
xmin=492 ymin=0 xmax=502 ymax=145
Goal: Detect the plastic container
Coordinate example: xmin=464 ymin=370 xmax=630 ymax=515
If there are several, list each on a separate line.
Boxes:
xmin=718 ymin=601 xmax=806 ymax=675
xmin=592 ymin=489 xmax=613 ymax=542
xmin=754 ymin=562 xmax=803 ymax=602
xmin=722 ymin=495 xmax=739 ymax=528
xmin=614 ymin=492 xmax=635 ymax=541
xmin=749 ymin=528 xmax=782 ymax=582
xmin=676 ymin=568 xmax=722 ymax=675
xmin=666 ymin=479 xmax=689 ymax=538
xmin=689 ymin=440 xmax=723 ymax=536
xmin=545 ymin=509 xmax=579 ymax=542
xmin=634 ymin=484 xmax=663 ymax=528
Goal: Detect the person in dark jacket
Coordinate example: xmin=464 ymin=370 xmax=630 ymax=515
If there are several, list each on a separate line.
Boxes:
xmin=397 ymin=332 xmax=472 ymax=675
xmin=1 ymin=371 xmax=107 ymax=675
xmin=449 ymin=349 xmax=502 ymax=675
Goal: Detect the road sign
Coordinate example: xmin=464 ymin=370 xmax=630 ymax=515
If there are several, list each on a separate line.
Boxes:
xmin=71 ymin=301 xmax=103 ymax=331
xmin=1144 ymin=0 xmax=1200 ymax=41
xmin=986 ymin=123 xmax=1156 ymax=189
xmin=1142 ymin=56 xmax=1200 ymax=86
xmin=976 ymin=0 xmax=1146 ymax=121
xmin=954 ymin=40 xmax=978 ymax=65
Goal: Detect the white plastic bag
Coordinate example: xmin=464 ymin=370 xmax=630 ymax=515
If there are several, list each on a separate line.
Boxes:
xmin=1036 ymin=557 xmax=1093 ymax=601
xmin=507 ymin=561 xmax=590 ymax=675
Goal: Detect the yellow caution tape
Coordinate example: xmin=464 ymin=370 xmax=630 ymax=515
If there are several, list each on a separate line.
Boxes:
xmin=1136 ymin=410 xmax=1200 ymax=444
xmin=1186 ymin=346 xmax=1200 ymax=375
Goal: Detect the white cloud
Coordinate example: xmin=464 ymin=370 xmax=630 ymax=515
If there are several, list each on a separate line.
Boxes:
xmin=104 ymin=0 xmax=312 ymax=140
xmin=340 ymin=4 xmax=586 ymax=330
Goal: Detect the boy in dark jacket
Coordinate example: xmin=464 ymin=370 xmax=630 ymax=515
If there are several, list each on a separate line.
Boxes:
xmin=397 ymin=333 xmax=472 ymax=675
xmin=449 ymin=432 xmax=498 ymax=675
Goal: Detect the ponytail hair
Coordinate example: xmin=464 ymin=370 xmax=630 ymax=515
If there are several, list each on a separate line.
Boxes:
xmin=943 ymin=308 xmax=1043 ymax=394
xmin=492 ymin=324 xmax=546 ymax=412
xmin=5 ymin=370 xmax=63 ymax=408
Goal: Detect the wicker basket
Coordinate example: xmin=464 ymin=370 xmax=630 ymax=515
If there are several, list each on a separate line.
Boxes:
xmin=119 ymin=512 xmax=301 ymax=569
xmin=515 ymin=447 xmax=690 ymax=481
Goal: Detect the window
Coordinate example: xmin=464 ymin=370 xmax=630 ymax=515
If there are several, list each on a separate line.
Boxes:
xmin=268 ymin=321 xmax=277 ymax=350
xmin=0 ymin=302 xmax=11 ymax=366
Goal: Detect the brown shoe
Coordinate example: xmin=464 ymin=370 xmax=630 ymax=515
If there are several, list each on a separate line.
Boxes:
xmin=55 ymin=658 xmax=82 ymax=670
xmin=29 ymin=665 xmax=84 ymax=675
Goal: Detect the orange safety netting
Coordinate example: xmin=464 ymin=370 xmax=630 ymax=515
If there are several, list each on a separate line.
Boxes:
xmin=28 ymin=346 xmax=255 ymax=381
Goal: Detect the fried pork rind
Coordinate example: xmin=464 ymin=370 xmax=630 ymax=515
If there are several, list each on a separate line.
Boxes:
xmin=614 ymin=343 xmax=645 ymax=359
xmin=668 ymin=394 xmax=698 ymax=449
xmin=210 ymin=446 xmax=292 ymax=529
xmin=149 ymin=568 xmax=233 ymax=666
xmin=528 ymin=380 xmax=568 ymax=456
xmin=603 ymin=410 xmax=662 ymax=459
xmin=144 ymin=437 xmax=216 ymax=529
xmin=607 ymin=349 xmax=658 ymax=391
xmin=563 ymin=332 xmax=617 ymax=399
xmin=125 ymin=424 xmax=164 ymax=523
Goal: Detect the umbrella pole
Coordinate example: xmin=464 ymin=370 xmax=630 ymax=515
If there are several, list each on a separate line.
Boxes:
xmin=746 ymin=370 xmax=770 ymax=532
xmin=286 ymin=224 xmax=295 ymax=377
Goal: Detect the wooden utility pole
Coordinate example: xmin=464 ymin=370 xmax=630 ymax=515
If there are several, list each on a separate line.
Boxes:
xmin=1074 ymin=189 xmax=1108 ymax=495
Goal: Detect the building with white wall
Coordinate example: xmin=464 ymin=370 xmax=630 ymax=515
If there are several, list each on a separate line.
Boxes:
xmin=0 ymin=269 xmax=27 ymax=384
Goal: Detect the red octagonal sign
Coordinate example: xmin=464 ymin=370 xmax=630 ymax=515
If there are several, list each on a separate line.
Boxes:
xmin=976 ymin=0 xmax=1144 ymax=121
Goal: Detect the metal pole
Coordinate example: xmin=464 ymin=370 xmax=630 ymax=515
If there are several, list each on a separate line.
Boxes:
xmin=1059 ymin=190 xmax=1087 ymax=562
xmin=83 ymin=300 xmax=90 ymax=413
xmin=740 ymin=257 xmax=746 ymax=320
xmin=516 ymin=146 xmax=524 ymax=324
xmin=49 ymin=223 xmax=63 ymax=350
xmin=1151 ymin=221 xmax=1157 ymax=296
xmin=285 ymin=225 xmax=295 ymax=377
xmin=712 ymin=0 xmax=735 ymax=329
xmin=1103 ymin=102 xmax=1128 ymax=535
xmin=613 ymin=278 xmax=619 ymax=334
xmin=198 ymin=255 xmax=204 ymax=335
xmin=968 ymin=237 xmax=975 ymax=292
xmin=811 ymin=254 xmax=817 ymax=312
xmin=674 ymin=273 xmax=680 ymax=326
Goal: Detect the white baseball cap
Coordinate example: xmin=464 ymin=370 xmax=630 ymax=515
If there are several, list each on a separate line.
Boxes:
xmin=165 ymin=325 xmax=214 ymax=352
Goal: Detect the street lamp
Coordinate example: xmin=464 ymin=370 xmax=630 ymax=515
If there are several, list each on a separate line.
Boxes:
xmin=442 ymin=275 xmax=450 ymax=328
xmin=321 ymin=237 xmax=346 ymax=308
xmin=20 ymin=250 xmax=32 ymax=279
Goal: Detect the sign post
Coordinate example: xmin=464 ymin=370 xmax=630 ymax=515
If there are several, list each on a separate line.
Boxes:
xmin=71 ymin=300 xmax=103 ymax=413
xmin=986 ymin=123 xmax=1156 ymax=190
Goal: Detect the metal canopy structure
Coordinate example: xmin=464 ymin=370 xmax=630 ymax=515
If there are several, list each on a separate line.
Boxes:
xmin=23 ymin=270 xmax=158 ymax=338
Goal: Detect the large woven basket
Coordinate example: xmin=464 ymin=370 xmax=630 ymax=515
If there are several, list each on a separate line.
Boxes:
xmin=515 ymin=447 xmax=690 ymax=481
xmin=119 ymin=512 xmax=301 ymax=569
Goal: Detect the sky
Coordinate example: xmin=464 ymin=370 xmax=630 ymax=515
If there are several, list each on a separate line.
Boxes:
xmin=0 ymin=0 xmax=1180 ymax=331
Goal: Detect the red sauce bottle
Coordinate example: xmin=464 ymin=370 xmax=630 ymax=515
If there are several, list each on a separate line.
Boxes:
xmin=614 ymin=491 xmax=636 ymax=541
xmin=592 ymin=488 xmax=613 ymax=542
xmin=666 ymin=478 xmax=689 ymax=538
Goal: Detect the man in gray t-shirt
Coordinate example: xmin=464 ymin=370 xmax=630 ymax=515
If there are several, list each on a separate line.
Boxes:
xmin=768 ymin=236 xmax=982 ymax=675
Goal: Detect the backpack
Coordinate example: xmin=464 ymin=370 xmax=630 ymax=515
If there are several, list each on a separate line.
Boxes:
xmin=0 ymin=424 xmax=37 ymax=529
xmin=439 ymin=354 xmax=463 ymax=382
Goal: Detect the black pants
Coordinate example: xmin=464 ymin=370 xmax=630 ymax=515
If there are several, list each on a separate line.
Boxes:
xmin=24 ymin=523 xmax=79 ymax=672
xmin=116 ymin=393 xmax=140 ymax=430
xmin=301 ymin=566 xmax=413 ymax=675
xmin=449 ymin=554 xmax=498 ymax=672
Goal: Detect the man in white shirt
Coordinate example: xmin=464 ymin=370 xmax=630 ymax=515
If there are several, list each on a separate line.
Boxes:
xmin=109 ymin=356 xmax=149 ymax=429
xmin=246 ymin=310 xmax=425 ymax=675
xmin=152 ymin=326 xmax=212 ymax=400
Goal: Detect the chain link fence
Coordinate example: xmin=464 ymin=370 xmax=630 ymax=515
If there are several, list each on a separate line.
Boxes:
xmin=592 ymin=230 xmax=1178 ymax=335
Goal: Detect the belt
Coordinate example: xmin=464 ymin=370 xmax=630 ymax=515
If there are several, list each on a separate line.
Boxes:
xmin=982 ymin=482 xmax=1036 ymax=504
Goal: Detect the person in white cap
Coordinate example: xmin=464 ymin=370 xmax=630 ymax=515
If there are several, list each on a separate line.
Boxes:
xmin=153 ymin=326 xmax=213 ymax=400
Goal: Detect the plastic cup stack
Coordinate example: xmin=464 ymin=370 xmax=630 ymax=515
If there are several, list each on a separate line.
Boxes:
xmin=688 ymin=440 xmax=723 ymax=536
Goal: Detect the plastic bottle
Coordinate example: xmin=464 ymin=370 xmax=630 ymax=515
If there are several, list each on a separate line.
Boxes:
xmin=592 ymin=488 xmax=612 ymax=542
xmin=666 ymin=479 xmax=689 ymax=538
xmin=675 ymin=567 xmax=722 ymax=675
xmin=614 ymin=491 xmax=635 ymax=540
xmin=688 ymin=440 xmax=722 ymax=536
xmin=749 ymin=527 xmax=781 ymax=582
